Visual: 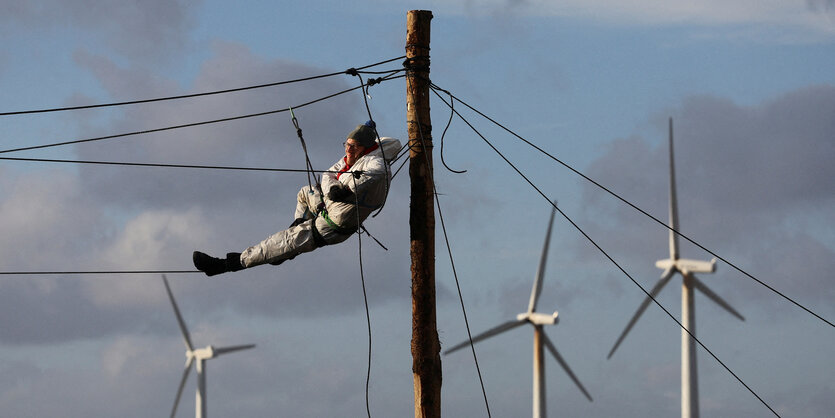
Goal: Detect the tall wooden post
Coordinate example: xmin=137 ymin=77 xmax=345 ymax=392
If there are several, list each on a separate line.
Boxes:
xmin=406 ymin=10 xmax=440 ymax=418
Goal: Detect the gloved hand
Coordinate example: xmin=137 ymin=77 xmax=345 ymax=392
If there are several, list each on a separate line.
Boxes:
xmin=327 ymin=184 xmax=354 ymax=202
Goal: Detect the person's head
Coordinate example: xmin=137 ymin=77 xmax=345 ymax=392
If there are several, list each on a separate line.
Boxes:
xmin=344 ymin=121 xmax=376 ymax=165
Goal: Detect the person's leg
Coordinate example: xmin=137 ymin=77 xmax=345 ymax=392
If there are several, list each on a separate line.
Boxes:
xmin=294 ymin=185 xmax=323 ymax=222
xmin=240 ymin=220 xmax=318 ymax=268
xmin=194 ymin=214 xmax=354 ymax=276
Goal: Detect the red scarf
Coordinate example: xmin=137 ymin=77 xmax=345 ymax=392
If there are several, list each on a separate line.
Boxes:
xmin=337 ymin=143 xmax=379 ymax=179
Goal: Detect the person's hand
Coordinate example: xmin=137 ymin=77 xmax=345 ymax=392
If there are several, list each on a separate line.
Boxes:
xmin=328 ymin=184 xmax=354 ymax=202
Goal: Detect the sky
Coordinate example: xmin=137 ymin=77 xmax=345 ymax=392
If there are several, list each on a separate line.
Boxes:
xmin=0 ymin=1 xmax=833 ymax=417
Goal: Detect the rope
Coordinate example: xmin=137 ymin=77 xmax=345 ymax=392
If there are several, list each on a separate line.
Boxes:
xmin=431 ymin=86 xmax=781 ymax=417
xmin=359 ymin=225 xmax=389 ymax=251
xmin=438 ymin=90 xmax=467 ymax=174
xmin=0 ymin=270 xmax=199 ymax=275
xmin=289 ymin=107 xmax=319 ymax=193
xmin=351 ymin=174 xmax=373 ymax=418
xmin=0 ymin=156 xmax=342 ymax=173
xmin=390 ymin=153 xmax=410 ymax=181
xmin=0 ymin=76 xmax=405 ymax=155
xmin=346 ymin=71 xmax=391 ymax=218
xmin=0 ymin=56 xmax=406 ymax=116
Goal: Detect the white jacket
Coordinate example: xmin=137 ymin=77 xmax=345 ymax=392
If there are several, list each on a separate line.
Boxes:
xmin=320 ymin=137 xmax=401 ymax=231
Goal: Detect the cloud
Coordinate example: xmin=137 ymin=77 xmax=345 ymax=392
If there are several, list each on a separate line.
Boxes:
xmin=575 ymin=84 xmax=835 ymax=314
xmin=85 ymin=208 xmax=212 ymax=309
xmin=512 ymin=0 xmax=835 ymax=27
xmin=0 ymin=328 xmax=259 ymax=418
xmin=0 ymin=41 xmax=412 ymax=345
xmin=807 ymin=0 xmax=835 ymax=14
xmin=420 ymin=0 xmax=835 ymax=42
xmin=72 ymin=42 xmax=362 ymax=212
xmin=0 ymin=168 xmax=101 ymax=267
xmin=0 ymin=0 xmax=201 ymax=65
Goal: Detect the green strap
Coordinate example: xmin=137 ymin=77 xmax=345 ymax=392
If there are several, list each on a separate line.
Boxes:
xmin=319 ymin=209 xmax=356 ymax=235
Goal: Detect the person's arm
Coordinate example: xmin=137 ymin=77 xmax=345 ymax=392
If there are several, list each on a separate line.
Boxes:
xmin=348 ymin=155 xmax=386 ymax=197
xmin=321 ymin=159 xmax=345 ymax=200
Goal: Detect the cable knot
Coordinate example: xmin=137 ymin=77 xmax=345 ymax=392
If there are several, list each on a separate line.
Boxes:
xmin=345 ymin=68 xmax=359 ymax=77
xmin=402 ymin=57 xmax=430 ymax=73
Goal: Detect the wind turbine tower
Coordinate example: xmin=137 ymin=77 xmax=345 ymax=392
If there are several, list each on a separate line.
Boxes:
xmin=162 ymin=275 xmax=256 ymax=418
xmin=607 ymin=118 xmax=744 ymax=418
xmin=445 ymin=203 xmax=592 ymax=418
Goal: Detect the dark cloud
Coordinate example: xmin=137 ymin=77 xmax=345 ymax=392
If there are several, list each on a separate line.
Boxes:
xmin=807 ymin=0 xmax=835 ymax=14
xmin=73 ymin=42 xmax=362 ymax=212
xmin=575 ymin=85 xmax=835 ymax=314
xmin=0 ymin=0 xmax=200 ymax=65
xmin=0 ymin=279 xmax=170 ymax=344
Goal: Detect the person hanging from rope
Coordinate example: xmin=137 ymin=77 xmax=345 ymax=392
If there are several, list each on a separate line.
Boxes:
xmin=192 ymin=121 xmax=400 ymax=276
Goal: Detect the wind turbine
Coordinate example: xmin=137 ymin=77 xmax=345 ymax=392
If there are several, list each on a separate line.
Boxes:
xmin=162 ymin=275 xmax=255 ymax=418
xmin=444 ymin=204 xmax=592 ymax=418
xmin=607 ymin=118 xmax=744 ymax=418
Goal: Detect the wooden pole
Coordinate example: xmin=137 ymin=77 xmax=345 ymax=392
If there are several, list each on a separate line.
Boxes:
xmin=406 ymin=9 xmax=440 ymax=418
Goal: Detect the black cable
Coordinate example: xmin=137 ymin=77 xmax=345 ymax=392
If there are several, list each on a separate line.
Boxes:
xmin=0 ymin=156 xmax=336 ymax=173
xmin=407 ymin=74 xmax=492 ymax=418
xmin=431 ymin=83 xmax=833 ymax=330
xmin=390 ymin=154 xmax=410 ymax=181
xmin=0 ymin=76 xmax=406 ymax=156
xmin=289 ymin=107 xmax=319 ymax=192
xmin=1 ymin=56 xmax=407 ymax=116
xmin=0 ymin=270 xmax=200 ymax=275
xmin=347 ymin=71 xmax=390 ymax=218
xmin=355 ymin=68 xmax=408 ymax=76
xmin=431 ymin=87 xmax=781 ymax=417
xmin=438 ymin=90 xmax=467 ymax=174
xmin=388 ymin=141 xmax=412 ymax=165
xmin=359 ymin=226 xmax=388 ymax=251
xmin=351 ymin=175 xmax=373 ymax=418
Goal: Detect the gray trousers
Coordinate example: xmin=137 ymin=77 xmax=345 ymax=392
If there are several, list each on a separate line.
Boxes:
xmin=240 ymin=186 xmax=353 ymax=268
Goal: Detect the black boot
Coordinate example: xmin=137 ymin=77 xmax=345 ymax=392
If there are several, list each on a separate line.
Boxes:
xmin=193 ymin=251 xmax=244 ymax=276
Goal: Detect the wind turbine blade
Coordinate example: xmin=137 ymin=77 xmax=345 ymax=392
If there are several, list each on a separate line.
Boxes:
xmin=692 ymin=276 xmax=745 ymax=321
xmin=162 ymin=275 xmax=194 ymax=351
xmin=170 ymin=357 xmax=194 ymax=418
xmin=607 ymin=269 xmax=676 ymax=359
xmin=542 ymin=333 xmax=593 ymax=402
xmin=214 ymin=344 xmax=256 ymax=356
xmin=668 ymin=117 xmax=680 ymax=261
xmin=528 ymin=202 xmax=558 ymax=314
xmin=444 ymin=319 xmax=526 ymax=355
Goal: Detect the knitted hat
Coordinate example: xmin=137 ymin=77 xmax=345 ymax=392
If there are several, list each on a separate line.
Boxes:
xmin=347 ymin=120 xmax=377 ymax=148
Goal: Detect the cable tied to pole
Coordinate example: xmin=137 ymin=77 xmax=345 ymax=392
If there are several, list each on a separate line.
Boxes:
xmin=402 ymin=56 xmax=430 ymax=74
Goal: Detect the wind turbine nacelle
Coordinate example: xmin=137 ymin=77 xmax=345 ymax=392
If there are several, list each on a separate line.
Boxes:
xmin=518 ymin=311 xmax=559 ymax=325
xmin=192 ymin=346 xmax=216 ymax=360
xmin=656 ymin=258 xmax=716 ymax=275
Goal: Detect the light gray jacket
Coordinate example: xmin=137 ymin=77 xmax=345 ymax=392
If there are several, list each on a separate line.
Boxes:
xmin=320 ymin=137 xmax=401 ymax=230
